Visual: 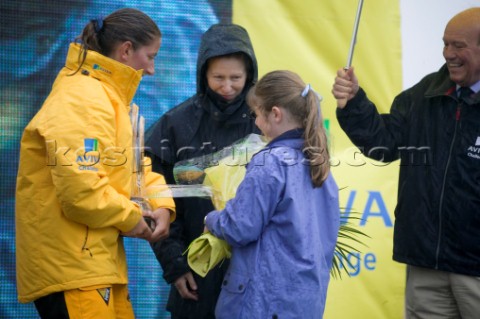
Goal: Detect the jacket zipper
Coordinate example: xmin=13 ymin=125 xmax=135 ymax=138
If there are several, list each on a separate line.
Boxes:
xmin=434 ymin=104 xmax=461 ymax=269
xmin=82 ymin=226 xmax=93 ymax=257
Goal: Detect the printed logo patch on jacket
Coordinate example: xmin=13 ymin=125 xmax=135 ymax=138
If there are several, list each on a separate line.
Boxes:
xmin=84 ymin=138 xmax=98 ymax=152
xmin=97 ymin=287 xmax=111 ymax=305
xmin=93 ymin=63 xmax=112 ymax=74
xmin=76 ymin=138 xmax=99 ymax=171
xmin=467 ymin=136 xmax=480 ymax=160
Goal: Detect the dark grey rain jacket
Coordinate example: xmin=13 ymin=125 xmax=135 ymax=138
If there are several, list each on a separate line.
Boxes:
xmin=337 ymin=64 xmax=480 ymax=276
xmin=145 ymin=23 xmax=259 ymax=318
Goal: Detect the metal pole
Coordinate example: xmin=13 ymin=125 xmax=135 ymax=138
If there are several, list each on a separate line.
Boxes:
xmin=345 ymin=0 xmax=364 ymax=69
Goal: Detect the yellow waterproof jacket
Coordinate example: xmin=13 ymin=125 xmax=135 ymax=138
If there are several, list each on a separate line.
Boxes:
xmin=15 ymin=43 xmax=175 ymax=303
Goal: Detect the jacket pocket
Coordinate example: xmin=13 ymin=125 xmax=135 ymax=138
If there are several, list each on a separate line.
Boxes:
xmin=215 ymin=272 xmax=249 ymax=319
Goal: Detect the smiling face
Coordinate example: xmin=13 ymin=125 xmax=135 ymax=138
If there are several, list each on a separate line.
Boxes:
xmin=443 ymin=9 xmax=480 ymax=87
xmin=206 ymin=56 xmax=247 ymax=101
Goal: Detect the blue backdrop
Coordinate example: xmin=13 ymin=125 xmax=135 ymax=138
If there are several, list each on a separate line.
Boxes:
xmin=0 ymin=0 xmax=231 ymax=317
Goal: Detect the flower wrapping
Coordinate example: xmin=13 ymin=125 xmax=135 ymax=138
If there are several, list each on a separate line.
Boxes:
xmin=177 ymin=134 xmax=267 ymax=277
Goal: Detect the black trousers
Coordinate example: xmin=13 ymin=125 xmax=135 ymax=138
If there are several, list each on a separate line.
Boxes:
xmin=34 ymin=291 xmax=70 ymax=319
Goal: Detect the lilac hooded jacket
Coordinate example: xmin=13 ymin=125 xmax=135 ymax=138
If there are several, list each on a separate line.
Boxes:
xmin=205 ymin=130 xmax=340 ymax=319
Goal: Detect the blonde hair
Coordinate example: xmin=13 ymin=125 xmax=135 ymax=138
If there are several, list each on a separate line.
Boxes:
xmin=247 ymin=70 xmax=330 ymax=187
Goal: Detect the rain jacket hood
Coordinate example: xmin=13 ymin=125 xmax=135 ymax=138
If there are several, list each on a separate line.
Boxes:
xmin=196 ymin=23 xmax=258 ymax=96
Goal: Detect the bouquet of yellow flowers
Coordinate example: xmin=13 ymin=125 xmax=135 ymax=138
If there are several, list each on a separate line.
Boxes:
xmin=148 ymin=134 xmax=267 ymax=277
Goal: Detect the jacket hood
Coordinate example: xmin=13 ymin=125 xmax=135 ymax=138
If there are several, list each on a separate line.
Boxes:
xmin=196 ymin=23 xmax=258 ymax=95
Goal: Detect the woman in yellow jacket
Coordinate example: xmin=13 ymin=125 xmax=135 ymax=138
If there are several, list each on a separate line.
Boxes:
xmin=15 ymin=8 xmax=175 ymax=319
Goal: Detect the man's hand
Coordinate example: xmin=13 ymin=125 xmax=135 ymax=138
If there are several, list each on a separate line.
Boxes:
xmin=174 ymin=272 xmax=199 ymax=301
xmin=332 ymin=67 xmax=360 ymax=109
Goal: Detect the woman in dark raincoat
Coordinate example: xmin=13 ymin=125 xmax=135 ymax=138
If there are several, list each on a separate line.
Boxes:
xmin=145 ymin=23 xmax=259 ymax=319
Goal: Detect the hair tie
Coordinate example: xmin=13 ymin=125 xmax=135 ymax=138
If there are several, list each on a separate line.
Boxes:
xmin=301 ymin=84 xmax=311 ymax=97
xmin=92 ymin=17 xmax=104 ymax=33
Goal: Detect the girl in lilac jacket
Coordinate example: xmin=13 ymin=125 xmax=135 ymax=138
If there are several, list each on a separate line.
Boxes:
xmin=205 ymin=70 xmax=340 ymax=319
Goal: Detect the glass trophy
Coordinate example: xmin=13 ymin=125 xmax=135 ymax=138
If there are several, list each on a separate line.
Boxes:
xmin=130 ymin=104 xmax=155 ymax=230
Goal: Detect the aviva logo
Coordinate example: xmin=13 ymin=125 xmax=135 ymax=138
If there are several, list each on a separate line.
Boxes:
xmin=93 ymin=63 xmax=112 ymax=74
xmin=77 ymin=138 xmax=99 ymax=171
xmin=84 ymin=138 xmax=98 ymax=152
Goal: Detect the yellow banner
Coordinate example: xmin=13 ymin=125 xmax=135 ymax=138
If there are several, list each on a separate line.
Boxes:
xmin=233 ymin=1 xmax=404 ymax=318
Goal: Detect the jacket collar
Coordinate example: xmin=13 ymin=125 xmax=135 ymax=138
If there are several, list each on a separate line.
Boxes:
xmin=267 ymin=128 xmax=304 ymax=149
xmin=460 ymin=80 xmax=480 ymax=94
xmin=65 ymin=43 xmax=143 ymax=106
xmin=424 ymin=64 xmax=457 ymax=98
xmin=425 ymin=64 xmax=480 ymax=104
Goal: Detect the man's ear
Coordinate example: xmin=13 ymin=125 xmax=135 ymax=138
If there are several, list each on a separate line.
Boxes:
xmin=115 ymin=41 xmax=134 ymax=63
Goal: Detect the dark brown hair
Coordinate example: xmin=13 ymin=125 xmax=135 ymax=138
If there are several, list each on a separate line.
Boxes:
xmin=74 ymin=8 xmax=161 ymax=72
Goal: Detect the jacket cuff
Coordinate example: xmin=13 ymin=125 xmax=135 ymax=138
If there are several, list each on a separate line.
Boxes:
xmin=336 ymin=87 xmax=366 ymax=116
xmin=162 ymin=256 xmax=191 ymax=284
